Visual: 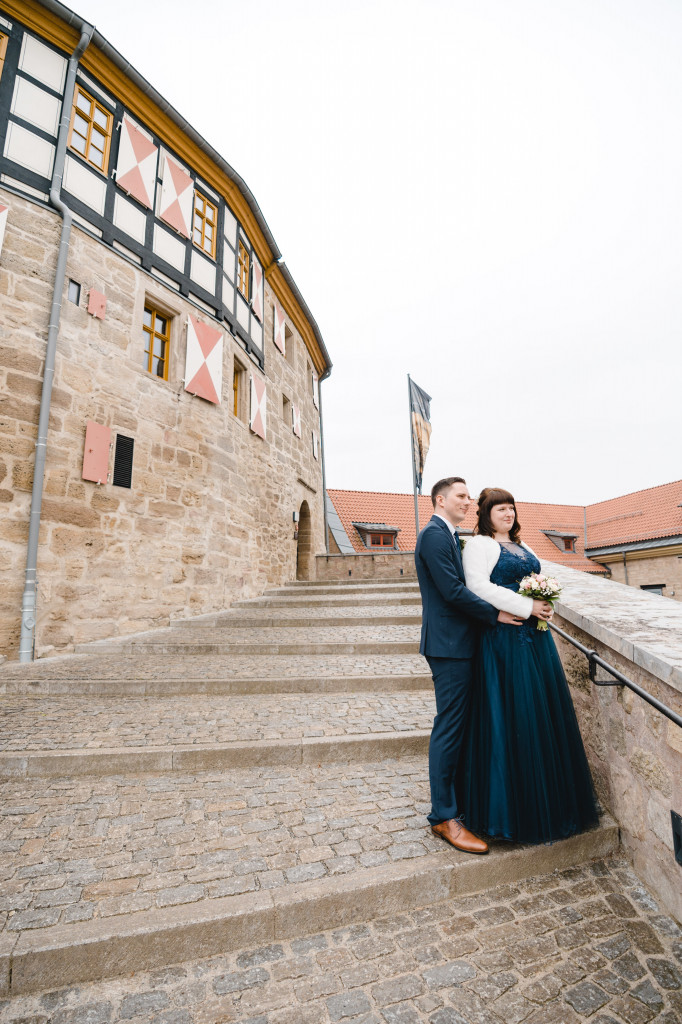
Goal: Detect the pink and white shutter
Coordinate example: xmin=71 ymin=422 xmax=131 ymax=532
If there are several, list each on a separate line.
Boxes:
xmin=312 ymin=370 xmax=319 ymax=409
xmin=159 ymin=153 xmax=193 ymax=238
xmin=184 ymin=315 xmax=223 ymax=404
xmin=273 ymin=299 xmax=286 ymax=354
xmin=115 ymin=117 xmax=158 ymax=208
xmin=292 ymin=404 xmax=302 ymax=438
xmin=0 ymin=204 xmax=8 ymax=258
xmin=250 ymin=375 xmax=267 ymax=439
xmin=251 ymin=255 xmax=264 ymax=322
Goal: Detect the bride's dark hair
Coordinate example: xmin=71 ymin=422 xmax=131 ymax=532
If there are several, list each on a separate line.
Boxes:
xmin=475 ymin=487 xmax=521 ymax=543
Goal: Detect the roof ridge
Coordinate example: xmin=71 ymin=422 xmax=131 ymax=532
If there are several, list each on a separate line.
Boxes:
xmin=586 ymin=479 xmax=682 ymax=507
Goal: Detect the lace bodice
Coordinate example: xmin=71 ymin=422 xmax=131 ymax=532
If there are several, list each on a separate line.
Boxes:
xmin=491 ymin=543 xmax=541 ymax=643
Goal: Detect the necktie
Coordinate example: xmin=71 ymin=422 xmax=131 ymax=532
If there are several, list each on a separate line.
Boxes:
xmin=454 ymin=531 xmax=461 ymax=557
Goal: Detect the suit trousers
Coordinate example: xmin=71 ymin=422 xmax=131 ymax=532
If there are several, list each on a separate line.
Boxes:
xmin=426 ymin=655 xmax=474 ymax=825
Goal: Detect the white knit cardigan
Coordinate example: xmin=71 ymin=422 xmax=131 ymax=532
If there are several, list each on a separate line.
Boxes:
xmin=461 ymin=534 xmax=535 ymax=619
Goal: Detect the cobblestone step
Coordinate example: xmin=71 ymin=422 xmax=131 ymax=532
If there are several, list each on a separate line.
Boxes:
xmin=233 ymin=593 xmax=421 ymax=608
xmin=4 ymin=855 xmax=679 ymax=1021
xmin=173 ymin=607 xmax=423 ymax=628
xmin=73 ymin=641 xmax=422 ymax=656
xmin=0 ymin=752 xmax=619 ymax=996
xmin=264 ymin=582 xmax=420 ymax=597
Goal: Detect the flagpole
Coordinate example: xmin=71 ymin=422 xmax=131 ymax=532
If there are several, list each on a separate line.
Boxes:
xmin=408 ymin=374 xmax=420 ymax=538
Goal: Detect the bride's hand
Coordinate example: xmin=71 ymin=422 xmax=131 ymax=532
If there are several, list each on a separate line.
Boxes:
xmin=532 ymin=600 xmax=553 ymax=620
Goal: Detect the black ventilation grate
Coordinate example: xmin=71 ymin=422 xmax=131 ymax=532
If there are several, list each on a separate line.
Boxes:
xmin=112 ymin=434 xmax=134 ymax=488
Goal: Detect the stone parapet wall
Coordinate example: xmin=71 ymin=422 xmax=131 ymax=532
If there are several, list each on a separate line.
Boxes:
xmin=315 ymin=552 xmax=417 ymax=581
xmin=545 ymin=562 xmax=682 ymax=921
xmin=0 ymin=192 xmax=324 ymax=658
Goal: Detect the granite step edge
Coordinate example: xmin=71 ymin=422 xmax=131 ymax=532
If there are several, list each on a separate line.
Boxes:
xmin=5 ymin=820 xmax=619 ymax=997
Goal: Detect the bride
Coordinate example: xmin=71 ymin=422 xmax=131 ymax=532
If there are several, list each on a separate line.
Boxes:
xmin=461 ymin=487 xmax=599 ymax=844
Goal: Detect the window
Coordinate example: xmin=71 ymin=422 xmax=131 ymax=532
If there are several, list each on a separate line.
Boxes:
xmin=68 ymin=85 xmax=113 ymax=173
xmin=282 ymin=394 xmax=291 ymax=425
xmin=0 ymin=33 xmax=8 ymax=80
xmin=112 ymin=434 xmax=134 ymax=488
xmin=640 ymin=584 xmax=665 ymax=596
xmin=193 ymin=191 xmax=218 ymax=258
xmin=238 ymin=241 xmax=250 ymax=300
xmin=370 ymin=534 xmax=395 ymax=547
xmin=68 ymin=280 xmax=81 ymax=305
xmin=142 ymin=305 xmax=171 ymax=380
xmin=284 ymin=324 xmax=295 ymax=367
xmin=233 ymin=358 xmax=247 ymax=421
xmin=563 ymin=537 xmax=575 ymax=552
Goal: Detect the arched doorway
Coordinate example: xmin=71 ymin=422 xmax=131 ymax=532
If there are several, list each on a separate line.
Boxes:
xmin=296 ymin=500 xmax=313 ymax=580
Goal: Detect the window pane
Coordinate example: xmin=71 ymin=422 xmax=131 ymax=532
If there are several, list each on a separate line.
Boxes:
xmin=156 ymin=316 xmax=167 ymax=334
xmin=75 ymin=91 xmax=91 ymax=115
xmin=73 ymin=113 xmax=89 ymax=136
xmin=91 ymin=128 xmax=106 ymax=150
xmin=153 ymin=337 xmax=165 ymax=358
xmin=143 ymin=308 xmax=152 ymax=327
xmin=71 ymin=133 xmax=87 ymax=155
xmin=93 ymin=107 xmax=108 ymax=129
xmin=153 ymin=357 xmax=164 ymax=377
xmin=90 ymin=148 xmax=104 ymax=169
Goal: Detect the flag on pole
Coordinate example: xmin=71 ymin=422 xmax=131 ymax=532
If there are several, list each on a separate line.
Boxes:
xmin=409 ymin=377 xmax=432 ymax=494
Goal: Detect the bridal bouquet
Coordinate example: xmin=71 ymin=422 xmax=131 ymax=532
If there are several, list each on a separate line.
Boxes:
xmin=517 ymin=572 xmax=562 ymax=631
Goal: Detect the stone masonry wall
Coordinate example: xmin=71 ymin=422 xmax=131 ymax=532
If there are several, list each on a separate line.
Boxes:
xmin=606 ymin=551 xmax=682 ymax=602
xmin=0 ymin=191 xmax=324 ymax=658
xmin=552 ymin=611 xmax=682 ymax=922
xmin=315 ymin=552 xmax=417 ymax=581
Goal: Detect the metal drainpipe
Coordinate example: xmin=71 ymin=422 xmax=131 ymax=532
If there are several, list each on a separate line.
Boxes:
xmin=18 ymin=22 xmax=95 ymax=662
xmin=623 ymin=551 xmax=629 ymax=586
xmin=318 ymin=368 xmax=332 ymax=554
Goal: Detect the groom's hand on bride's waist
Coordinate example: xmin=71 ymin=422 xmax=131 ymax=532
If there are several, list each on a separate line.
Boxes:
xmin=497 ymin=611 xmax=523 ymax=626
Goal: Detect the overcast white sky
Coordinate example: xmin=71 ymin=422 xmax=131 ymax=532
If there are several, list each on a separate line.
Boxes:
xmin=82 ymin=0 xmax=681 ymax=505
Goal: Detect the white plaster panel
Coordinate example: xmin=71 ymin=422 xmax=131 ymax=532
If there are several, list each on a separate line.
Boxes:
xmin=153 ymin=224 xmax=186 ymax=272
xmin=63 ymin=155 xmax=107 ymax=214
xmin=223 ymin=206 xmax=237 ymax=247
xmin=113 ymin=194 xmax=147 ymax=245
xmin=0 ymin=16 xmax=13 ymax=30
xmin=222 ymin=278 xmax=235 ymax=311
xmin=4 ymin=122 xmax=55 ymax=178
xmin=236 ymin=294 xmax=250 ymax=330
xmin=250 ymin=319 xmax=263 ymax=350
xmin=190 ymin=250 xmax=217 ymax=293
xmin=19 ymin=34 xmax=67 ymax=93
xmin=11 ymin=78 xmax=61 ymax=136
xmin=223 ymin=241 xmax=235 ymax=282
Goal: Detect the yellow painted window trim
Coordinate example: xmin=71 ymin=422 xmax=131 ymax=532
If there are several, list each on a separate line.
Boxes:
xmin=68 ymin=83 xmax=113 ymax=176
xmin=193 ymin=190 xmax=218 ymax=259
xmin=143 ymin=304 xmax=171 ymax=381
xmin=0 ymin=33 xmax=8 ymax=79
xmin=238 ymin=240 xmax=250 ymax=301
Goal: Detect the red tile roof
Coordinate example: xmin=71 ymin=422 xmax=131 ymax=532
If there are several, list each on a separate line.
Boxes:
xmin=327 ymin=489 xmax=603 ymax=572
xmin=328 ymin=481 xmax=682 ymax=572
xmin=584 ymin=480 xmax=682 ymax=548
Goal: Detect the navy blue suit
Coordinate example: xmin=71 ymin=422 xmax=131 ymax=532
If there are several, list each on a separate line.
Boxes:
xmin=415 ymin=515 xmax=498 ymax=825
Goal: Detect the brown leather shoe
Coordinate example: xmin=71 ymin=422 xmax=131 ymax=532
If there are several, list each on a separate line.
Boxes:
xmin=431 ymin=819 xmax=489 ymax=854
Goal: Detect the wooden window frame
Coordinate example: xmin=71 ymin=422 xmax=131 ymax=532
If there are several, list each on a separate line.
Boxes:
xmin=0 ymin=33 xmax=8 ymax=80
xmin=238 ymin=241 xmax=250 ymax=300
xmin=370 ymin=533 xmax=395 ymax=548
xmin=142 ymin=304 xmax=171 ymax=381
xmin=68 ymin=84 xmax=113 ymax=175
xmin=193 ymin=190 xmax=218 ymax=259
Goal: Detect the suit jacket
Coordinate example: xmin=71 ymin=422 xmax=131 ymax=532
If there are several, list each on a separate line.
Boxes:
xmin=415 ymin=515 xmax=499 ymax=658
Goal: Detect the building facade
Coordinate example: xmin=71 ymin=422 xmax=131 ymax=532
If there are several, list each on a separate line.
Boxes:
xmin=0 ymin=0 xmax=331 ymax=659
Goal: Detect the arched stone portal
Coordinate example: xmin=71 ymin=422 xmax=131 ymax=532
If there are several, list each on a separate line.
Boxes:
xmin=296 ymin=500 xmax=313 ymax=581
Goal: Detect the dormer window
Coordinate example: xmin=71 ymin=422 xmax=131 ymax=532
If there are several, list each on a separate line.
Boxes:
xmin=543 ymin=530 xmax=578 ymax=553
xmin=352 ymin=522 xmax=400 ymax=550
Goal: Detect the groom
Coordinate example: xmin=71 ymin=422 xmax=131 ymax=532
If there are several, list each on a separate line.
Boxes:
xmin=415 ymin=477 xmax=522 ymax=854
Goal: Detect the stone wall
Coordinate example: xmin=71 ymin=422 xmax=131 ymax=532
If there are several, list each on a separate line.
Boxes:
xmin=546 ymin=563 xmax=682 ymax=921
xmin=315 ymin=552 xmax=417 ymax=581
xmin=0 ymin=191 xmax=324 ymax=658
xmin=604 ymin=549 xmax=682 ymax=602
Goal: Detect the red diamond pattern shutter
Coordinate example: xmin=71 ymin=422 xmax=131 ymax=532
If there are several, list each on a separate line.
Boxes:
xmin=273 ymin=299 xmax=286 ymax=354
xmin=292 ymin=404 xmax=301 ymax=438
xmin=184 ymin=315 xmax=223 ymax=403
xmin=115 ymin=117 xmax=158 ymax=208
xmin=252 ymin=255 xmax=264 ymax=321
xmin=159 ymin=153 xmax=193 ymax=237
xmin=250 ymin=375 xmax=267 ymax=438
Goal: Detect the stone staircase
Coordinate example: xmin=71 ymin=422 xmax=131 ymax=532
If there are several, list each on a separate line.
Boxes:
xmin=0 ymin=578 xmax=620 ymax=1001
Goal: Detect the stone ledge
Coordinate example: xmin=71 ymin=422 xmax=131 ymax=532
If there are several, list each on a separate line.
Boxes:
xmin=7 ymin=819 xmax=618 ymax=995
xmin=544 ymin=560 xmax=682 ymax=694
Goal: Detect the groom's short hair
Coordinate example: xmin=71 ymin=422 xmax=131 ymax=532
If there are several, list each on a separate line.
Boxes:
xmin=431 ymin=477 xmax=466 ymax=507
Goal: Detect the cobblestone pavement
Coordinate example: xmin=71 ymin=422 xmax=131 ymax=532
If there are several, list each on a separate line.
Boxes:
xmin=0 ymin=693 xmax=434 ymax=750
xmin=1 ymin=654 xmax=430 ymax=682
xmin=0 ymin=757 xmax=444 ymax=934
xmin=1 ymin=857 xmax=680 ymax=1023
xmin=123 ymin=626 xmax=421 ymax=645
xmin=207 ymin=605 xmax=421 ymax=623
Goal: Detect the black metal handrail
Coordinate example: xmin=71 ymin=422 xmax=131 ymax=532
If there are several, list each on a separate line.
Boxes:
xmin=549 ymin=622 xmax=682 ymax=730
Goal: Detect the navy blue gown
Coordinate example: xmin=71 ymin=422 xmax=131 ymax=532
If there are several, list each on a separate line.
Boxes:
xmin=463 ymin=542 xmax=600 ymax=845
